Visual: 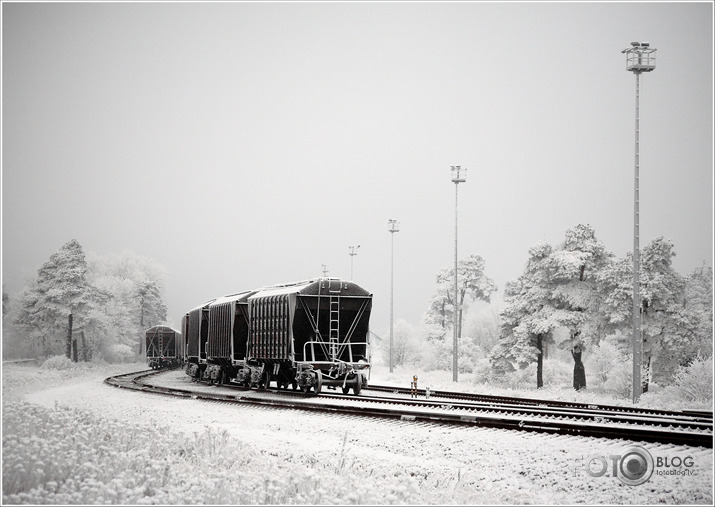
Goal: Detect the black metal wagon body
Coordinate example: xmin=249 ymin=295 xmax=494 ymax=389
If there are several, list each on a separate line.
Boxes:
xmin=182 ymin=299 xmax=215 ymax=380
xmin=145 ymin=325 xmax=182 ymax=369
xmin=201 ymin=290 xmax=256 ymax=385
xmin=245 ymin=278 xmax=372 ymax=394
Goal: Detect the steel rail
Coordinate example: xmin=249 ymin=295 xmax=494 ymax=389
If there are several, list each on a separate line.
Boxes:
xmin=366 ymin=384 xmax=714 ymax=422
xmin=248 ymin=383 xmax=711 ymax=430
xmin=105 ymin=369 xmax=712 ymax=448
xmin=314 ymin=392 xmax=713 ymax=432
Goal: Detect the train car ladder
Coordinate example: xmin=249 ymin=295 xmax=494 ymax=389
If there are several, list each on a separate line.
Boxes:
xmin=329 ymin=296 xmax=340 ymax=361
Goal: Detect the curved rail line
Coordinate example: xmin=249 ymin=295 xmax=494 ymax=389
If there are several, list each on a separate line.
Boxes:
xmin=105 ymin=369 xmax=713 ymax=448
xmin=365 ymin=384 xmax=714 ymax=422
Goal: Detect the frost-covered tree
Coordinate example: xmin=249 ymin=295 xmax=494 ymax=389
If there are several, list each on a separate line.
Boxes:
xmin=597 ymin=254 xmax=633 ymax=337
xmin=639 ymin=238 xmax=699 ymax=388
xmin=14 ymin=239 xmax=97 ymax=357
xmin=490 ymin=242 xmax=554 ymax=387
xmin=379 ymin=319 xmax=421 ymax=368
xmin=2 ymin=289 xmax=29 ymax=359
xmin=426 ymin=254 xmax=497 ymax=341
xmin=491 ymin=225 xmax=613 ymax=390
xmin=600 ymin=238 xmax=703 ymax=389
xmin=2 ymin=286 xmax=9 ymax=317
xmin=86 ymin=250 xmax=168 ymax=361
xmin=463 ymin=306 xmax=501 ymax=355
xmin=683 ymin=265 xmax=713 ymax=359
xmin=548 ymin=224 xmax=614 ymax=390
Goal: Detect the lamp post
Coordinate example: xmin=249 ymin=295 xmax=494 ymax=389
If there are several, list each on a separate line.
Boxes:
xmin=349 ymin=245 xmax=361 ymax=280
xmin=388 ymin=219 xmax=399 ymax=373
xmin=622 ymin=41 xmax=656 ymax=404
xmin=450 ymin=165 xmax=466 ymax=383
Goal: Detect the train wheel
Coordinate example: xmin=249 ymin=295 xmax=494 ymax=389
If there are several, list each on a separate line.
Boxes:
xmin=261 ymin=373 xmax=271 ymax=390
xmin=342 ymin=384 xmax=351 ymax=395
xmin=301 ymin=384 xmax=312 ymax=395
xmin=314 ymin=370 xmax=323 ymax=396
xmin=292 ymin=379 xmax=298 ymax=391
xmin=353 ymin=374 xmax=362 ymax=396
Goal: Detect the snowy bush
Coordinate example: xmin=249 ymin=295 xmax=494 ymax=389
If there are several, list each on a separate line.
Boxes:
xmin=39 ymin=355 xmax=76 ymax=371
xmin=653 ymin=355 xmax=713 ymax=406
xmin=1 ymin=402 xmax=424 ymax=505
xmin=104 ymin=343 xmax=136 ymax=363
xmin=501 ymin=362 xmax=537 ymax=389
xmin=471 ymin=357 xmax=495 ymax=384
xmin=585 ymin=342 xmax=623 ymax=385
xmin=542 ymin=358 xmax=573 ymax=388
xmin=602 ymin=362 xmax=632 ymax=399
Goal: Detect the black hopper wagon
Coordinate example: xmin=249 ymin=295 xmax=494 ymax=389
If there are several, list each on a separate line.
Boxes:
xmin=183 ymin=299 xmax=216 ymax=381
xmin=192 ymin=278 xmax=372 ymax=395
xmin=202 ymin=290 xmax=256 ymax=385
xmin=145 ymin=325 xmax=182 ymax=369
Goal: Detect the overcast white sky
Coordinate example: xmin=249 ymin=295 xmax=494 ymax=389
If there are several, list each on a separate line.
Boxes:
xmin=2 ymin=1 xmax=713 ymax=334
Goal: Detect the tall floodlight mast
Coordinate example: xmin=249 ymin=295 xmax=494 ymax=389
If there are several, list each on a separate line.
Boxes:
xmin=388 ymin=219 xmax=400 ymax=373
xmin=622 ymin=41 xmax=656 ymax=404
xmin=450 ymin=165 xmax=466 ymax=383
xmin=349 ymin=245 xmax=361 ymax=280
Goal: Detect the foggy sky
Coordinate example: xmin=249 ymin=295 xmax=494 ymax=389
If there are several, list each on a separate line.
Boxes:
xmin=2 ymin=2 xmax=713 ymax=335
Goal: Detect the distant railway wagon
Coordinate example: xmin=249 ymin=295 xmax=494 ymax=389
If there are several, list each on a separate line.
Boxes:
xmin=188 ymin=278 xmax=373 ymax=395
xmin=145 ymin=325 xmax=182 ymax=369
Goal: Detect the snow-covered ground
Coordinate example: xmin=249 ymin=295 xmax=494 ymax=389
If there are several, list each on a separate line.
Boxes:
xmin=2 ymin=361 xmax=713 ymax=504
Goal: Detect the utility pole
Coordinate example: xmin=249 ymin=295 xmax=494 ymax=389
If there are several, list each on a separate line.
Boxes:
xmin=388 ymin=219 xmax=399 ymax=373
xmin=622 ymin=41 xmax=656 ymax=403
xmin=450 ymin=165 xmax=466 ymax=383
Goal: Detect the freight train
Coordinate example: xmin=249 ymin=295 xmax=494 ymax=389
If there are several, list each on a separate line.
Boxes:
xmin=147 ymin=278 xmax=372 ymax=395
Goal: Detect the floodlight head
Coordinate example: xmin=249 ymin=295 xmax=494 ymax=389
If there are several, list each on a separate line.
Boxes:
xmin=451 ymin=165 xmax=467 ymax=183
xmin=623 ymin=41 xmax=656 ymax=73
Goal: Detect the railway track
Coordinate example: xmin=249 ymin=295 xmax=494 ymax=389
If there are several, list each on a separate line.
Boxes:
xmin=105 ymin=368 xmax=713 ymax=448
xmin=365 ymin=384 xmax=714 ymax=423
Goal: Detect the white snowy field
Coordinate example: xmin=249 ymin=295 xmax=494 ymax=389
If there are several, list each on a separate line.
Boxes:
xmin=2 ymin=361 xmax=713 ymax=505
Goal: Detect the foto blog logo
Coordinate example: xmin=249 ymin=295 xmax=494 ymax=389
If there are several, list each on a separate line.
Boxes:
xmin=577 ymin=445 xmax=654 ymax=486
